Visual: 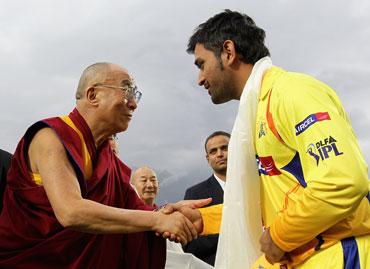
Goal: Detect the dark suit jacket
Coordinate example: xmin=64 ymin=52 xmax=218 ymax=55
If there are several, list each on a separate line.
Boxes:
xmin=183 ymin=175 xmax=224 ymax=266
xmin=0 ymin=149 xmax=12 ymax=212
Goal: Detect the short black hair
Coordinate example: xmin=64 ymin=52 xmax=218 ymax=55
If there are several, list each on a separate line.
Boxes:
xmin=204 ymin=131 xmax=231 ymax=153
xmin=187 ymin=9 xmax=270 ymax=64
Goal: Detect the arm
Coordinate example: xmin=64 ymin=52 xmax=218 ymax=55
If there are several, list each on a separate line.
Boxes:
xmin=162 ymin=201 xmax=222 ymax=235
xmin=269 ymin=79 xmax=369 ymax=252
xmin=28 ymin=128 xmax=197 ymax=244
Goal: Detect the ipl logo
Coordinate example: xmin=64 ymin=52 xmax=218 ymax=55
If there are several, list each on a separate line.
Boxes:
xmin=306 ymin=136 xmax=343 ymax=166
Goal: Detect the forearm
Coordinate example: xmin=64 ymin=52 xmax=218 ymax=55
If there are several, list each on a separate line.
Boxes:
xmin=270 ymin=175 xmax=368 ymax=251
xmin=199 ymin=204 xmax=223 ymax=235
xmin=59 ymin=198 xmax=158 ymax=234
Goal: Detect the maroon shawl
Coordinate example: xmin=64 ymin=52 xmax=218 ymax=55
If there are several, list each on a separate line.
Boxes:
xmin=0 ymin=109 xmax=166 ymax=269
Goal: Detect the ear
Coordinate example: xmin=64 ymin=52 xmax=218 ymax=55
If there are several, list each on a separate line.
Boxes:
xmin=85 ymin=86 xmax=99 ymax=106
xmin=221 ymin=40 xmax=237 ymax=66
xmin=206 ymin=154 xmax=210 ymax=163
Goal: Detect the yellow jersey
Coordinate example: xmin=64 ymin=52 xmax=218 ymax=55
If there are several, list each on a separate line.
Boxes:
xmin=199 ymin=66 xmax=370 ymax=266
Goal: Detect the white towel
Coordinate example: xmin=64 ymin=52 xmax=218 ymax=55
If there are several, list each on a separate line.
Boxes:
xmin=214 ymin=57 xmax=273 ymax=269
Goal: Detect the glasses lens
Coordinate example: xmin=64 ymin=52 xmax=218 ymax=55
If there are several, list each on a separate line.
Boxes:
xmin=135 ymin=91 xmax=142 ymax=103
xmin=124 ymin=85 xmax=141 ymax=103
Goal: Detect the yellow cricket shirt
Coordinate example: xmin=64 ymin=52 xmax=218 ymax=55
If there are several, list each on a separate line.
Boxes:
xmin=256 ymin=66 xmax=370 ymax=265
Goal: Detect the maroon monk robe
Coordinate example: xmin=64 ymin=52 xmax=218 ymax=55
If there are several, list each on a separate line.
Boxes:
xmin=0 ymin=108 xmax=166 ymax=269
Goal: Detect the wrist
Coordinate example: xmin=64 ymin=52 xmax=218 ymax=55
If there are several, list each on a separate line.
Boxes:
xmin=154 ymin=203 xmax=168 ymax=212
xmin=150 ymin=211 xmax=162 ymax=232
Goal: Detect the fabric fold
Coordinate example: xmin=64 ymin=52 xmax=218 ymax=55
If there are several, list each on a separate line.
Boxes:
xmin=215 ymin=57 xmax=273 ymax=269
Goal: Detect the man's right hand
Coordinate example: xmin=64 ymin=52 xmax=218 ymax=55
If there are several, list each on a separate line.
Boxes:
xmin=162 ymin=198 xmax=212 ymax=214
xmin=155 ymin=198 xmax=212 ymax=242
xmin=152 ymin=210 xmax=198 ymax=245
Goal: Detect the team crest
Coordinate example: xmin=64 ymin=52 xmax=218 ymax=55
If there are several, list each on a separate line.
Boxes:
xmin=258 ymin=122 xmax=266 ymax=138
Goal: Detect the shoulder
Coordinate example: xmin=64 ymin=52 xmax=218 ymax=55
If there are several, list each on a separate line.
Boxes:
xmin=184 ymin=176 xmax=214 ymax=197
xmin=187 ymin=176 xmax=213 ymax=191
xmin=271 ymin=69 xmax=336 ymax=104
xmin=0 ymin=149 xmax=12 ymax=163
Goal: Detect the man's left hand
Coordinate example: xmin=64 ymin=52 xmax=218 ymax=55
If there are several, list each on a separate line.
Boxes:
xmin=259 ymin=227 xmax=285 ymax=264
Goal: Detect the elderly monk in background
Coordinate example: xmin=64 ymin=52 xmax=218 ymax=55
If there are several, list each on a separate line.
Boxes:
xmin=0 ymin=63 xmax=206 ymax=269
xmin=131 ymin=166 xmax=159 ymax=206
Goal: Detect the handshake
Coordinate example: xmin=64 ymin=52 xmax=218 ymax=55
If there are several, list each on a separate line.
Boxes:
xmin=152 ymin=198 xmax=212 ymax=245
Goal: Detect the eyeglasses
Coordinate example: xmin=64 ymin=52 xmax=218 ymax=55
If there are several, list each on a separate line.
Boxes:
xmin=93 ymin=83 xmax=142 ymax=103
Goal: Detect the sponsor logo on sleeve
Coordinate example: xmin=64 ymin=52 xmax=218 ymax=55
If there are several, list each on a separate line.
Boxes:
xmin=306 ymin=136 xmax=343 ymax=165
xmin=295 ymin=112 xmax=331 ymax=136
xmin=256 ymin=155 xmax=281 ymax=176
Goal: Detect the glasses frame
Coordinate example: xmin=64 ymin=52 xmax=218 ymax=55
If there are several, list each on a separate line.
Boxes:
xmin=93 ymin=83 xmax=142 ymax=103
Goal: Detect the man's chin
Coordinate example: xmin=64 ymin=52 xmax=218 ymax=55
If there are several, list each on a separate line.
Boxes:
xmin=118 ymin=124 xmax=129 ymax=133
xmin=211 ymin=95 xmax=229 ymax=105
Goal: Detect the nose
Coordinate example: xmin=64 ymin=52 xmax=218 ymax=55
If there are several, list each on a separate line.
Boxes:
xmin=216 ymin=149 xmax=224 ymax=158
xmin=198 ymin=71 xmax=205 ymax=86
xmin=146 ymin=181 xmax=154 ymax=188
xmin=127 ymin=98 xmax=137 ymax=111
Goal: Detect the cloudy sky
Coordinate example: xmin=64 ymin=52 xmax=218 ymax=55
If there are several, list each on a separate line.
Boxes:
xmin=1 ymin=0 xmax=369 ymax=203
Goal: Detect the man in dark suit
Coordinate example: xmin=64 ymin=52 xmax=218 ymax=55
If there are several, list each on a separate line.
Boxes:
xmin=183 ymin=131 xmax=230 ymax=266
xmin=0 ymin=149 xmax=12 ymax=212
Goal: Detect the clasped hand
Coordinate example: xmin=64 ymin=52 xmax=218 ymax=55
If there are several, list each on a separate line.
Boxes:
xmin=259 ymin=227 xmax=286 ymax=264
xmin=153 ymin=198 xmax=212 ymax=245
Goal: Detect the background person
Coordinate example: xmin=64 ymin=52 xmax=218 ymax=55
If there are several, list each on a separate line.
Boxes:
xmin=131 ymin=166 xmax=159 ymax=206
xmin=131 ymin=166 xmax=213 ymax=269
xmin=0 ymin=149 xmax=12 ymax=212
xmin=183 ymin=131 xmax=230 ymax=265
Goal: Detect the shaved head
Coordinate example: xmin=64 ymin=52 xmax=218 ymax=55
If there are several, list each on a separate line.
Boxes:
xmin=131 ymin=166 xmax=159 ymax=205
xmin=75 ymin=62 xmax=128 ymax=100
xmin=131 ymin=166 xmax=157 ymax=184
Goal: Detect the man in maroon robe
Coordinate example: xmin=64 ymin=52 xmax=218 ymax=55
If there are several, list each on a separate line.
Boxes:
xmin=0 ymin=63 xmax=203 ymax=269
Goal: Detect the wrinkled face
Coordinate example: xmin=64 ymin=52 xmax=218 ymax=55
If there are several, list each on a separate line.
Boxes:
xmin=194 ymin=43 xmax=235 ymax=104
xmin=206 ymin=135 xmax=229 ymax=174
xmin=132 ymin=167 xmax=159 ymax=205
xmin=94 ymin=66 xmax=138 ymax=133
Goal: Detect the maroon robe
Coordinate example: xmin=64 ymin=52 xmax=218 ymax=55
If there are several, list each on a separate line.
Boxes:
xmin=0 ymin=109 xmax=166 ymax=269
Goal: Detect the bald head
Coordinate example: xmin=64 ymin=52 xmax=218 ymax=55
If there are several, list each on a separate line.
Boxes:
xmin=75 ymin=62 xmax=128 ymax=100
xmin=131 ymin=166 xmax=159 ymax=206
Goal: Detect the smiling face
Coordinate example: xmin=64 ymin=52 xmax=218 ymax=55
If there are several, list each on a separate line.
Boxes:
xmin=131 ymin=166 xmax=159 ymax=206
xmin=194 ymin=43 xmax=236 ymax=104
xmin=93 ymin=65 xmax=138 ymax=133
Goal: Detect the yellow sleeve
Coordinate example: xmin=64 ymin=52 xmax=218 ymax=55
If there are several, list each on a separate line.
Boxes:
xmin=270 ymin=76 xmax=369 ymax=251
xmin=252 ymin=255 xmax=288 ymax=269
xmin=198 ymin=204 xmax=223 ymax=235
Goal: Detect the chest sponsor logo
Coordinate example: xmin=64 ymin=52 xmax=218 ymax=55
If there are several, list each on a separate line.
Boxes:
xmin=295 ymin=112 xmax=331 ymax=136
xmin=258 ymin=121 xmax=266 ymax=138
xmin=306 ymin=136 xmax=343 ymax=165
xmin=256 ymin=155 xmax=281 ymax=176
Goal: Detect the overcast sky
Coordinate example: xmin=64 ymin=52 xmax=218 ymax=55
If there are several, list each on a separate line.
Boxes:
xmin=1 ymin=0 xmax=369 ymax=203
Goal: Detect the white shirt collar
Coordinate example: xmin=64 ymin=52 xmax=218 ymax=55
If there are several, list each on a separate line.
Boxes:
xmin=213 ymin=174 xmax=226 ymax=191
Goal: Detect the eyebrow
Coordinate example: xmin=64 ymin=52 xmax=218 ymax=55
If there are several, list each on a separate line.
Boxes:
xmin=120 ymin=79 xmax=133 ymax=87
